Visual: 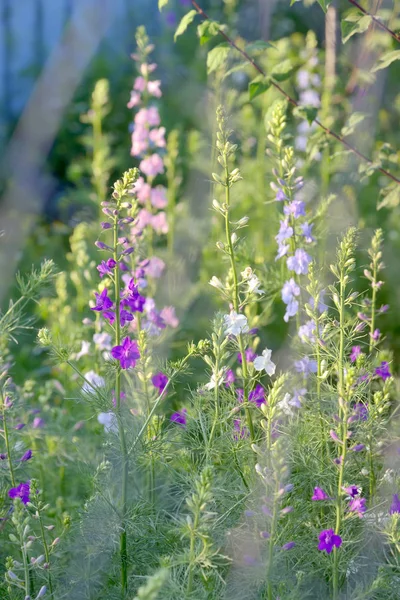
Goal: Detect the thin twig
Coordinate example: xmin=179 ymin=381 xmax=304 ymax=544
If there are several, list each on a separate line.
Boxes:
xmin=348 ymin=0 xmax=400 ymax=43
xmin=191 ymin=0 xmax=400 ymax=185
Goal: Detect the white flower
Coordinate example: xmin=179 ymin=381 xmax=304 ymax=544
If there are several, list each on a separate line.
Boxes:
xmin=205 ymin=367 xmax=227 ymax=390
xmin=247 ymin=275 xmax=264 ymax=296
xmin=223 ymin=311 xmax=249 ymax=336
xmin=209 ymin=276 xmax=224 ymax=291
xmin=75 ymin=340 xmax=90 ymax=360
xmin=98 ymin=412 xmax=118 ymax=433
xmin=82 ymin=371 xmax=105 ymax=394
xmin=93 ymin=332 xmax=112 ymax=351
xmin=253 ymin=349 xmax=276 ymax=376
xmin=278 ymin=393 xmax=298 ymax=417
xmin=241 ymin=266 xmax=253 ymax=280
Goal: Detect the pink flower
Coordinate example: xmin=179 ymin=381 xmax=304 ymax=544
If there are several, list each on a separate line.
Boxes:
xmin=132 ymin=209 xmax=153 ymax=234
xmin=151 ymin=212 xmax=168 ymax=234
xmin=146 ymin=106 xmax=161 ymax=127
xmin=140 ymin=153 xmax=164 ymax=177
xmin=133 ymin=177 xmax=151 ymax=203
xmin=147 ymin=257 xmax=165 ymax=278
xmin=147 ymin=80 xmax=162 ymax=97
xmin=131 ymin=125 xmax=149 ymax=157
xmin=160 ymin=306 xmax=179 ymax=328
xmin=127 ymin=90 xmax=141 ymax=108
xmin=149 ymin=127 xmax=166 ymax=147
xmin=134 ymin=76 xmax=146 ymax=92
xmin=140 ymin=63 xmax=157 ymax=76
xmin=150 ymin=186 xmax=168 ymax=208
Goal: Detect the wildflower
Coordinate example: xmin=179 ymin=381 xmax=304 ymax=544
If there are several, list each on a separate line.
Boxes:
xmin=152 ymin=372 xmax=168 ymax=393
xmin=312 ymin=487 xmax=330 ymax=501
xmin=224 ymin=311 xmax=249 ymax=336
xmin=351 ymin=444 xmax=365 ymax=452
xmin=8 ymin=481 xmax=31 ymax=505
xmin=294 ymin=356 xmax=317 ymax=375
xmin=75 ymin=340 xmax=91 ymax=360
xmin=279 ymin=392 xmax=300 ymax=416
xmin=350 ymin=346 xmax=362 ymax=363
xmin=375 ymin=361 xmax=391 ymax=380
xmin=284 ymin=200 xmax=306 ymax=218
xmin=233 ymin=419 xmax=249 ymax=440
xmin=298 ymin=320 xmax=316 ymax=343
xmin=93 ymin=332 xmax=112 ymax=351
xmin=371 ymin=328 xmax=381 ymax=342
xmin=170 ymin=408 xmax=187 ymax=427
xmin=160 ymin=306 xmax=179 ymax=328
xmin=318 ymin=529 xmax=342 ymax=554
xmin=238 ymin=348 xmax=257 ymax=364
xmin=282 ymin=542 xmax=296 ymax=551
xmin=282 ymin=278 xmax=300 ymax=304
xmin=287 ymin=248 xmax=312 ymax=275
xmin=225 ymin=369 xmax=235 ymax=387
xmin=151 ymin=186 xmax=168 ymax=209
xmin=248 ymin=384 xmax=266 ymax=407
xmin=82 ymin=371 xmax=105 ymax=394
xmin=253 ymin=348 xmax=276 ymax=376
xmin=139 ymin=153 xmax=164 ymax=177
xmin=247 ymin=274 xmax=264 ymax=295
xmin=111 ymin=337 xmax=140 ymax=369
xmin=343 ymin=485 xmax=359 ymax=498
xmin=275 ymin=188 xmax=287 ymax=202
xmin=301 ymin=222 xmax=315 ymax=243
xmin=389 ymin=493 xmax=400 ymax=514
xmin=91 ymin=288 xmax=113 ymax=312
xmin=32 ymin=417 xmax=45 ymax=429
xmin=20 ymin=450 xmax=32 ymax=462
xmin=348 ymin=497 xmax=366 ymax=517
xmin=15 ymin=423 xmax=25 ymax=430
xmin=98 ymin=412 xmax=118 ymax=434
xmin=275 ymin=219 xmax=293 ymax=245
xmin=205 ymin=368 xmax=227 ymax=391
xmin=329 ymin=430 xmax=342 ymax=444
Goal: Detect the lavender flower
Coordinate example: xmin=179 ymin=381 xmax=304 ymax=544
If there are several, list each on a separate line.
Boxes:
xmin=312 ymin=487 xmax=330 ymax=501
xmin=348 ymin=497 xmax=366 ymax=518
xmin=152 ymin=372 xmax=168 ymax=393
xmin=375 ymin=361 xmax=391 ymax=380
xmin=287 ymin=248 xmax=312 ymax=275
xmin=170 ymin=408 xmax=187 ymax=427
xmin=389 ymin=493 xmax=400 ymax=514
xmin=8 ymin=481 xmax=31 ymax=504
xmin=111 ymin=337 xmax=140 ymax=369
xmin=350 ymin=346 xmax=362 ymax=363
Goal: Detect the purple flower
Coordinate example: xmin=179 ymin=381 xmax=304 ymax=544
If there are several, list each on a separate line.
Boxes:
xmin=353 ymin=402 xmax=368 ymax=421
xmin=282 ymin=542 xmax=296 ymax=551
xmin=8 ymin=481 xmax=31 ymax=505
xmin=275 ymin=219 xmax=293 ymax=245
xmin=350 ymin=346 xmax=362 ymax=363
xmin=284 ymin=299 xmax=299 ymax=322
xmin=238 ymin=349 xmax=257 ymax=364
xmin=282 ymin=278 xmax=300 ymax=304
xmin=294 ymin=356 xmax=317 ymax=375
xmin=97 ymin=261 xmax=112 ymax=278
xmin=312 ymin=487 xmax=330 ymax=501
xmin=301 ymin=222 xmax=315 ymax=243
xmin=371 ymin=328 xmax=380 ymax=342
xmin=287 ymin=249 xmax=312 ymax=275
xmin=379 ymin=304 xmax=389 ymax=313
xmin=224 ymin=369 xmax=235 ymax=387
xmin=111 ymin=337 xmax=140 ymax=369
xmin=14 ymin=423 xmax=25 ymax=430
xmin=329 ymin=430 xmax=342 ymax=444
xmin=32 ymin=417 xmax=45 ymax=429
xmin=351 ymin=444 xmax=365 ymax=452
xmin=152 ymin=372 xmax=168 ymax=393
xmin=170 ymin=408 xmax=187 ymax=426
xmin=120 ymin=309 xmax=133 ymax=327
xmin=20 ymin=450 xmax=32 ymax=462
xmin=348 ymin=497 xmax=366 ymax=517
xmin=375 ymin=361 xmax=391 ymax=380
xmin=233 ymin=419 xmax=249 ymax=440
xmin=91 ymin=288 xmax=113 ymax=312
xmin=298 ymin=320 xmax=316 ymax=343
xmin=0 ymin=453 xmax=7 ymax=460
xmin=276 ymin=189 xmax=287 ymax=202
xmin=389 ymin=493 xmax=400 ymax=514
xmin=343 ymin=485 xmax=359 ymax=498
xmin=249 ymin=384 xmax=266 ymax=407
xmin=284 ymin=200 xmax=306 ymax=219
xmin=276 ymin=242 xmax=290 ymax=260
xmin=318 ymin=529 xmax=342 ymax=554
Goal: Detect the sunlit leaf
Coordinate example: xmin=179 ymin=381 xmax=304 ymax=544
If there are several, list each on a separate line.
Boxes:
xmin=372 ymin=50 xmax=400 ymax=72
xmin=174 ymin=10 xmax=197 ymax=42
xmin=207 ymin=43 xmax=230 ymax=74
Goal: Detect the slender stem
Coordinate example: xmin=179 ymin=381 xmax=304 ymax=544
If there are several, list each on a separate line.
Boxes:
xmin=190 ymin=0 xmax=400 ymax=186
xmin=224 ymin=166 xmax=255 ymax=441
xmin=38 ymin=509 xmax=54 ymax=596
xmin=2 ymin=397 xmax=16 ymax=487
xmin=20 ymin=529 xmax=30 ymax=598
xmin=186 ymin=511 xmax=200 ymax=598
xmin=113 ymin=215 xmax=129 ymax=597
xmin=266 ymin=476 xmax=280 ymax=600
xmin=208 ymin=353 xmax=220 ymax=450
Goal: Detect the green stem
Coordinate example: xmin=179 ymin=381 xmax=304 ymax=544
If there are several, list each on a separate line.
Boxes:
xmin=113 ymin=215 xmax=129 ymax=597
xmin=208 ymin=354 xmax=220 ymax=451
xmin=2 ymin=397 xmax=16 ymax=487
xmin=224 ymin=166 xmax=255 ymax=441
xmin=20 ymin=530 xmax=30 ymax=598
xmin=186 ymin=511 xmax=200 ymax=598
xmin=38 ymin=509 xmax=54 ymax=596
xmin=266 ymin=476 xmax=280 ymax=600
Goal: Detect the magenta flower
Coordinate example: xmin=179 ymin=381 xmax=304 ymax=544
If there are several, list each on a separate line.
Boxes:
xmin=389 ymin=494 xmax=400 ymax=514
xmin=8 ymin=481 xmax=31 ymax=505
xmin=152 ymin=372 xmax=168 ymax=393
xmin=170 ymin=408 xmax=187 ymax=427
xmin=20 ymin=450 xmax=32 ymax=462
xmin=350 ymin=346 xmax=362 ymax=363
xmin=371 ymin=329 xmax=380 ymax=342
xmin=348 ymin=497 xmax=366 ymax=517
xmin=375 ymin=361 xmax=391 ymax=380
xmin=318 ymin=529 xmax=342 ymax=554
xmin=237 ymin=348 xmax=257 ymax=364
xmin=233 ymin=419 xmax=249 ymax=440
xmin=343 ymin=485 xmax=359 ymax=498
xmin=139 ymin=153 xmax=164 ymax=177
xmin=224 ymin=369 xmax=235 ymax=387
xmin=111 ymin=337 xmax=140 ymax=369
xmin=312 ymin=487 xmax=330 ymax=501
xmin=32 ymin=417 xmax=45 ymax=429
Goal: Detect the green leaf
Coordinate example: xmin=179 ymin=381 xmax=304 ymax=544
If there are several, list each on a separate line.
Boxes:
xmin=341 ymin=112 xmax=366 ymax=137
xmin=372 ymin=50 xmax=400 ymax=72
xmin=245 ymin=40 xmax=273 ymax=53
xmin=207 ymin=43 xmax=230 ymax=74
xmin=174 ymin=10 xmax=197 ymax=42
xmin=197 ymin=20 xmax=221 ymax=45
xmin=158 ymin=0 xmax=169 ymax=10
xmin=271 ymin=59 xmax=296 ymax=82
xmin=341 ymin=14 xmax=372 ymax=43
xmin=249 ymin=76 xmax=272 ymax=100
xmin=293 ymin=105 xmax=318 ymax=124
xmin=378 ymin=186 xmax=400 ymax=210
xmin=316 ymin=0 xmax=331 ymax=11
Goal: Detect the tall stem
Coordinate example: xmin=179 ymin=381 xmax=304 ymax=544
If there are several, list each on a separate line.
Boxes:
xmin=266 ymin=476 xmax=280 ymax=600
xmin=2 ymin=397 xmax=16 ymax=487
xmin=38 ymin=509 xmax=54 ymax=596
xmin=113 ymin=215 xmax=129 ymax=597
xmin=224 ymin=166 xmax=255 ymax=441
